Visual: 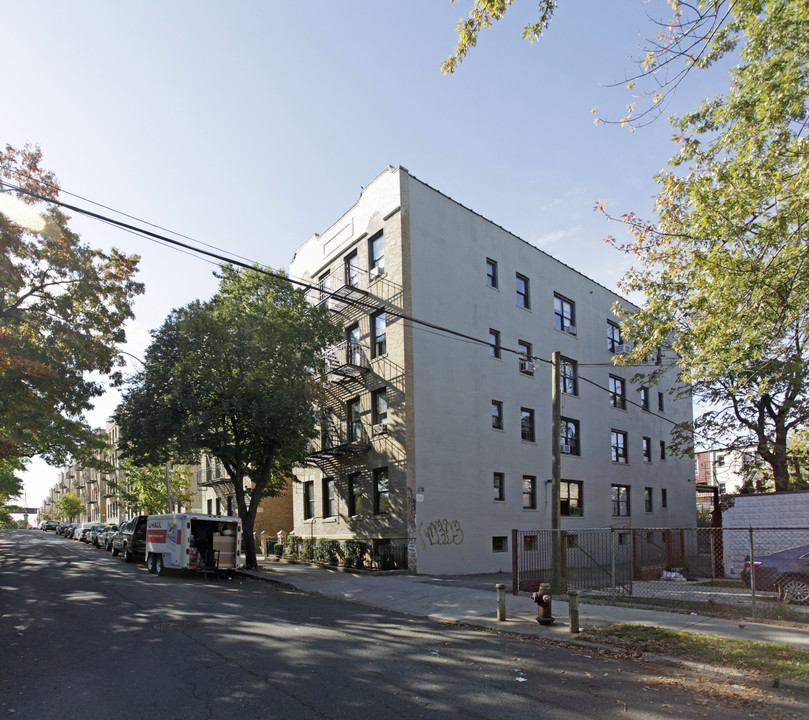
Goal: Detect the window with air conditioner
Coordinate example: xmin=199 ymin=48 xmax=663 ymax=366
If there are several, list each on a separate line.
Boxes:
xmin=554 ymin=294 xmax=575 ymax=333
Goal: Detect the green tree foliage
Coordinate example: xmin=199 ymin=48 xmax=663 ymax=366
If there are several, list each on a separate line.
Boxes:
xmin=115 ymin=265 xmax=340 ymax=568
xmin=609 ymin=0 xmax=809 ymax=491
xmin=111 ymin=457 xmax=195 ymax=515
xmin=0 ymin=458 xmax=23 ymax=528
xmin=0 ymin=143 xmax=143 ymax=466
xmin=444 ymin=1 xmax=809 ymax=490
xmin=56 ymin=491 xmax=84 ymax=521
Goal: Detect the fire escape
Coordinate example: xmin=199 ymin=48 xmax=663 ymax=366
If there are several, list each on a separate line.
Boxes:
xmin=304 ymin=261 xmax=400 ymax=475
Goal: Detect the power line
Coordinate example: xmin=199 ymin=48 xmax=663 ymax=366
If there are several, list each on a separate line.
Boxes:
xmin=2 ymin=178 xmax=688 ymax=430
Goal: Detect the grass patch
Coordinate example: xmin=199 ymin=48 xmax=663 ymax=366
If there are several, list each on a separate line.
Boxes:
xmin=580 ymin=624 xmax=809 ymax=681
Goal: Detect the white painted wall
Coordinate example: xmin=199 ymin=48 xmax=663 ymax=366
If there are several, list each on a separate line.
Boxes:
xmin=405 ymin=174 xmax=696 ymax=574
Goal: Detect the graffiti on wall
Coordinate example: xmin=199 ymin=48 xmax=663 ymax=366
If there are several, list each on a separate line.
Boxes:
xmin=418 ymin=518 xmax=464 ymax=548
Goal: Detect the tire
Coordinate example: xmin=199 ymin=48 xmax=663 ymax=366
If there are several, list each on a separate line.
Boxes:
xmin=777 ymin=576 xmax=809 ymax=605
xmin=123 ymin=544 xmax=133 ymax=563
xmin=111 ymin=543 xmax=119 ymax=557
xmin=146 ymin=554 xmax=157 ymax=574
xmin=155 ymin=555 xmax=165 ymax=577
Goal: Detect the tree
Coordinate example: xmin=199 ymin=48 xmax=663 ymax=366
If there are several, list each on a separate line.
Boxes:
xmin=0 ymin=144 xmax=143 ymax=467
xmin=606 ymin=0 xmax=809 ymax=490
xmin=115 ymin=265 xmax=340 ymax=568
xmin=444 ymin=1 xmax=809 ymax=490
xmin=57 ymin=491 xmax=84 ymax=521
xmin=111 ymin=457 xmax=196 ymax=515
xmin=0 ymin=456 xmax=24 ymax=528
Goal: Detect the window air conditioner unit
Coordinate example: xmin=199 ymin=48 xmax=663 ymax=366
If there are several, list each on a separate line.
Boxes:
xmin=369 ymin=266 xmax=383 ymax=279
xmin=566 ymin=325 xmax=577 ymax=336
xmin=373 ymin=423 xmax=388 ymax=436
xmin=614 ymin=343 xmax=628 ymax=354
xmin=561 ymin=444 xmax=572 ymax=454
xmin=519 ymin=359 xmax=535 ymax=374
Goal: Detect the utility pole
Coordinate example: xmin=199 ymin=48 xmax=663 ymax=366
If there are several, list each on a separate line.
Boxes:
xmin=551 ymin=351 xmax=562 ymax=595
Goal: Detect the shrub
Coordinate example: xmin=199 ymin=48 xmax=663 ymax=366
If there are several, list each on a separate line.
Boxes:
xmin=343 ymin=540 xmax=368 ymax=569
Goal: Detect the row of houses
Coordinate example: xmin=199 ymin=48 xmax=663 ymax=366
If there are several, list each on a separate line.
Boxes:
xmin=42 ymin=166 xmax=699 ymax=575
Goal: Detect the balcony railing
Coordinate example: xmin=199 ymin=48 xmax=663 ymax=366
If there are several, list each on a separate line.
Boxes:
xmin=306 ymin=422 xmax=370 ymax=460
xmin=323 ymin=340 xmax=369 ymax=380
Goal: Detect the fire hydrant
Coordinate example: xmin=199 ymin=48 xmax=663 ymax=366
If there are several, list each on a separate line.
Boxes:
xmin=531 ymin=582 xmax=554 ymax=625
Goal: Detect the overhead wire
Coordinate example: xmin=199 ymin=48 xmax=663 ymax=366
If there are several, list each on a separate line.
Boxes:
xmin=2 ymin=176 xmax=688 ymax=430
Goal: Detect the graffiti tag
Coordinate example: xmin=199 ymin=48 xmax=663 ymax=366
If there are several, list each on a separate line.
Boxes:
xmin=420 ymin=518 xmax=464 ymax=547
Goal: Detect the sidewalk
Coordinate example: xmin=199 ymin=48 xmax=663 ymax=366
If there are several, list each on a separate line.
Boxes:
xmin=240 ymin=560 xmax=809 ymax=651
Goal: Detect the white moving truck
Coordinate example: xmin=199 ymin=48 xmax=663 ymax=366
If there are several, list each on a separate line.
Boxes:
xmin=145 ymin=513 xmax=242 ymax=577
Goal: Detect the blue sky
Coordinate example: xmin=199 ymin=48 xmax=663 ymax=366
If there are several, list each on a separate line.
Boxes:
xmin=3 ymin=1 xmax=728 ymax=506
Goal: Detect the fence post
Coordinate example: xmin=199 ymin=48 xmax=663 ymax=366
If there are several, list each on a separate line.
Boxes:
xmin=511 ymin=529 xmax=519 ymax=595
xmin=748 ymin=527 xmax=756 ymax=620
xmin=610 ymin=527 xmax=616 ymax=603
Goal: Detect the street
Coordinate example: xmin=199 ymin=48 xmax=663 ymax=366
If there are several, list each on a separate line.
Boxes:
xmin=2 ymin=530 xmax=807 ymax=719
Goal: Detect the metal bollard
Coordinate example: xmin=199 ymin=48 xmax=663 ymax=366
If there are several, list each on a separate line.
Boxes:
xmin=531 ymin=582 xmax=554 ymax=625
xmin=496 ymin=584 xmax=506 ymax=621
xmin=567 ymin=590 xmax=580 ymax=634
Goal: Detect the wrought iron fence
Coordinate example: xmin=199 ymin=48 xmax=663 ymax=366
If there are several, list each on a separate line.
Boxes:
xmin=513 ymin=527 xmax=809 ymax=622
xmin=281 ymin=535 xmax=409 ymax=571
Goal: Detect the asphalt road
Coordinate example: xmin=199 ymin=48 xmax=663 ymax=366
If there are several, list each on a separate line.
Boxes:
xmin=2 ymin=529 xmax=807 ymax=719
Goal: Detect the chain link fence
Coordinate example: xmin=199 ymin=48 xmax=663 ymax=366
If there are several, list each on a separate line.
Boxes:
xmin=512 ymin=527 xmax=809 ymax=622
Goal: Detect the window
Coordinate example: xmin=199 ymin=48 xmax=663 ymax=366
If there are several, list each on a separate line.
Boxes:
xmin=607 ymin=321 xmax=622 ymax=353
xmin=303 ymin=481 xmax=315 ymax=520
xmin=609 ymin=375 xmax=626 ymax=410
xmin=639 ymin=387 xmax=650 ymax=411
xmin=486 ymin=258 xmax=498 ymax=288
xmin=554 ymin=294 xmax=575 ymax=333
xmin=612 ymin=484 xmax=630 ymax=516
xmin=323 ymin=477 xmax=336 ymax=518
xmin=561 ymin=480 xmax=583 ymax=517
xmin=318 ymin=270 xmax=329 ymax=302
xmin=374 ymin=467 xmax=389 ymax=514
xmin=345 ymin=324 xmax=361 ymax=366
xmin=489 ymin=329 xmax=501 ymax=358
xmin=611 ymin=430 xmax=628 ymax=463
xmin=369 ymin=232 xmax=384 ymax=276
xmin=561 ymin=417 xmax=580 ymax=455
xmin=372 ymin=388 xmax=388 ymax=433
xmin=522 ymin=476 xmax=537 ymax=509
xmin=491 ymin=400 xmax=503 ymax=430
xmin=344 ymin=250 xmax=360 ymax=287
xmin=492 ymin=536 xmax=508 ymax=553
xmin=348 ymin=473 xmax=362 ymax=516
xmin=644 ymin=487 xmax=653 ymax=513
xmin=521 ymin=408 xmax=535 ymax=442
xmin=642 ymin=436 xmax=652 ymax=463
xmin=561 ymin=357 xmax=578 ymax=395
xmin=516 ymin=273 xmax=530 ymax=309
xmin=717 ymin=455 xmax=725 ymax=467
xmin=347 ymin=398 xmax=362 ymax=443
xmin=493 ymin=472 xmax=505 ymax=501
xmin=518 ymin=340 xmax=533 ymax=374
xmin=523 ymin=534 xmax=537 ymax=552
xmin=661 ymin=488 xmax=668 ymax=508
xmin=658 ymin=392 xmax=665 ymax=412
xmin=660 ymin=440 xmax=667 ymax=460
xmin=372 ymin=311 xmax=386 ymax=357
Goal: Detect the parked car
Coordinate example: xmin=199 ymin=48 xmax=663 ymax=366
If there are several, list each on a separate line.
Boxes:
xmin=40 ymin=520 xmax=59 ymax=531
xmin=63 ymin=523 xmax=81 ymax=538
xmin=742 ymin=544 xmax=809 ymax=604
xmin=74 ymin=522 xmax=97 ymax=542
xmin=98 ymin=524 xmax=119 ymax=550
xmin=111 ymin=516 xmax=148 ymax=562
xmin=56 ymin=522 xmax=70 ymax=535
xmin=89 ymin=524 xmax=109 ymax=548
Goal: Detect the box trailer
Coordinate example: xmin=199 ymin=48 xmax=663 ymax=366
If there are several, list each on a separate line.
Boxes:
xmin=145 ymin=513 xmax=242 ymax=577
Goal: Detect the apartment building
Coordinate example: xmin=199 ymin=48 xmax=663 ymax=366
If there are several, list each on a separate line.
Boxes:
xmin=289 ymin=166 xmax=696 ymax=575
